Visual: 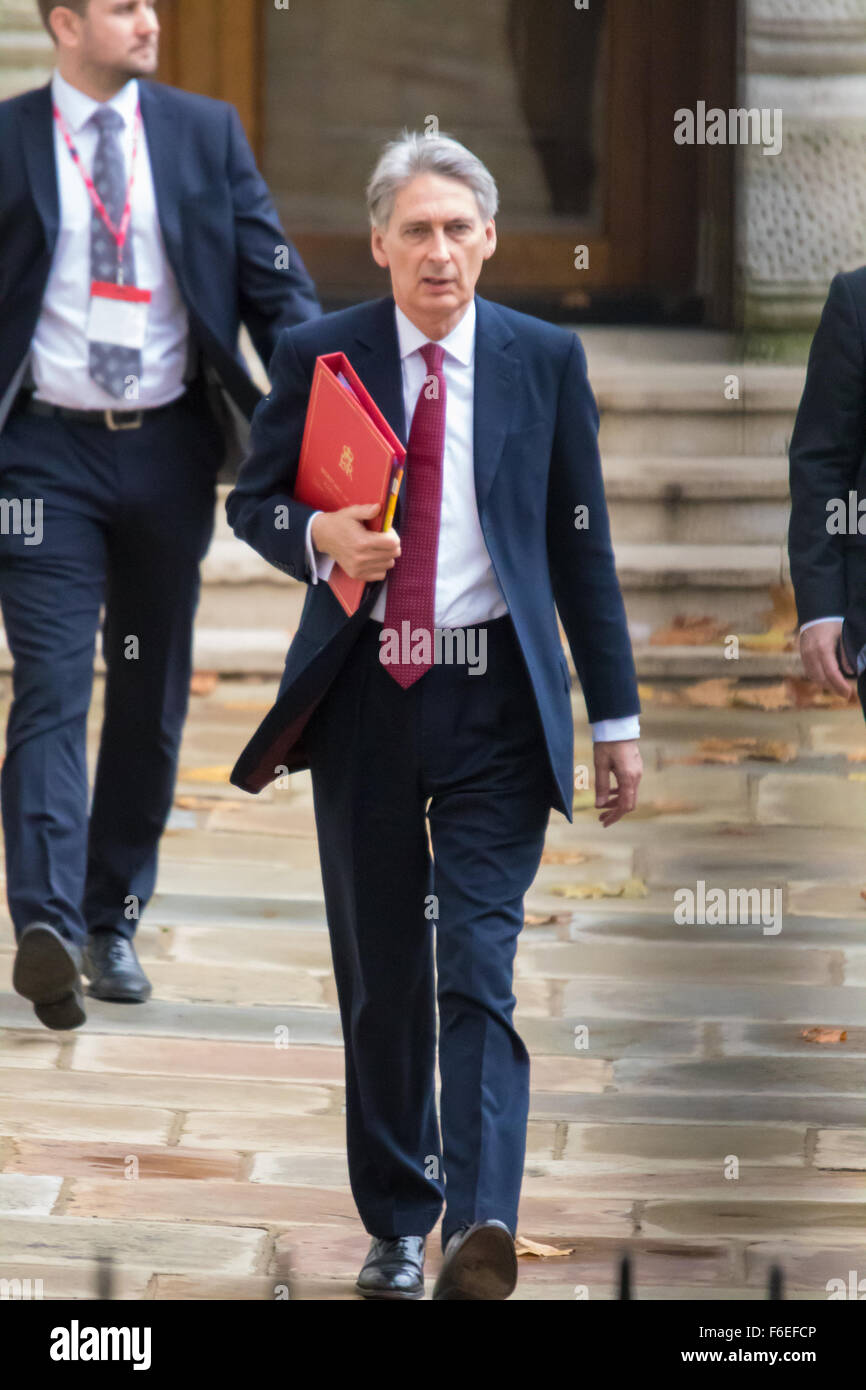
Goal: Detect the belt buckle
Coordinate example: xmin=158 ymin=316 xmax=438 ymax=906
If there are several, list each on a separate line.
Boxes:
xmin=105 ymin=408 xmax=143 ymax=431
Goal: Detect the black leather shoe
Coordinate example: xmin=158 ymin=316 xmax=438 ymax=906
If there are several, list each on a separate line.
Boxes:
xmin=432 ymin=1219 xmax=518 ymax=1300
xmin=355 ymin=1236 xmax=426 ymax=1300
xmin=83 ymin=931 xmax=152 ymax=1002
xmin=13 ymin=921 xmax=86 ymax=1031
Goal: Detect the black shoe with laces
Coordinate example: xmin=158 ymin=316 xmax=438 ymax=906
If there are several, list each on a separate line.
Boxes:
xmin=355 ymin=1235 xmax=426 ymax=1300
xmin=83 ymin=931 xmax=152 ymax=1002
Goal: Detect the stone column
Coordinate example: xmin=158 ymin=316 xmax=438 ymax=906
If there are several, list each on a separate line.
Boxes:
xmin=740 ymin=0 xmax=866 ymax=351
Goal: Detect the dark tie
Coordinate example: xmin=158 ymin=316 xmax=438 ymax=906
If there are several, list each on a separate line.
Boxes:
xmin=382 ymin=341 xmax=447 ymax=687
xmin=88 ymin=105 xmax=141 ymax=400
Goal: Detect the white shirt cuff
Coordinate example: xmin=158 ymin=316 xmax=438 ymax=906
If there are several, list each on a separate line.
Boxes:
xmin=591 ymin=715 xmax=640 ymax=743
xmin=304 ymin=512 xmax=336 ymax=585
xmin=799 ymin=616 xmax=844 ymax=632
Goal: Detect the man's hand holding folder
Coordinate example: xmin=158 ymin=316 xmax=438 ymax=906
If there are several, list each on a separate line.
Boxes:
xmin=294 ymin=353 xmax=407 ymax=615
xmin=310 ymin=502 xmax=401 ymax=583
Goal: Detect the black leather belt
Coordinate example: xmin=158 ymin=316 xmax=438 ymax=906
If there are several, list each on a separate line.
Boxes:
xmin=15 ymin=390 xmax=188 ymax=431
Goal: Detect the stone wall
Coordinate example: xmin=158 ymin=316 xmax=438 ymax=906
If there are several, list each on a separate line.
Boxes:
xmin=740 ymin=0 xmax=866 ymax=334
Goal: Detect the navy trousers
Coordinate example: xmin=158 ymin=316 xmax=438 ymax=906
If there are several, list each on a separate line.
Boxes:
xmin=303 ymin=613 xmax=553 ymax=1249
xmin=0 ymin=389 xmax=219 ymax=948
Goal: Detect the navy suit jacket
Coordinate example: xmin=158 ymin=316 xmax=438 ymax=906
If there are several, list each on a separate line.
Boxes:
xmin=788 ymin=267 xmax=866 ymax=668
xmin=225 ymin=294 xmax=640 ymax=819
xmin=0 ymin=78 xmax=321 ymax=452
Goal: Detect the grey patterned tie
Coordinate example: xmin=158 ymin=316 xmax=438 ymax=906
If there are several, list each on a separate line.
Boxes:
xmin=88 ymin=105 xmax=141 ymax=400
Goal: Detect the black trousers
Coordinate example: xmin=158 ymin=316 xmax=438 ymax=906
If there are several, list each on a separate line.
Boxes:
xmin=303 ymin=613 xmax=554 ymax=1249
xmin=0 ymin=390 xmax=219 ymax=946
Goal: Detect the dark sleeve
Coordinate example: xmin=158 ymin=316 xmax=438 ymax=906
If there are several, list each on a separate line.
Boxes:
xmin=225 ymin=104 xmax=321 ymax=364
xmin=788 ymin=272 xmax=866 ymax=624
xmin=224 ymin=328 xmax=318 ymax=581
xmin=546 ymin=333 xmax=640 ymax=723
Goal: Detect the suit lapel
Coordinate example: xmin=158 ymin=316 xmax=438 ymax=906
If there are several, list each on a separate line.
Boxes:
xmin=473 ymin=295 xmax=519 ymax=517
xmin=138 ymin=81 xmax=185 ymax=288
xmin=20 ymin=85 xmax=59 ymax=254
xmin=350 ymin=297 xmax=407 ymax=527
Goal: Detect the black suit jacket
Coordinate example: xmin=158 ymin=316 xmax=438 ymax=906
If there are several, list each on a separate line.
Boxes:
xmin=0 ymin=78 xmax=321 ymax=462
xmin=789 ymin=266 xmax=866 ymax=667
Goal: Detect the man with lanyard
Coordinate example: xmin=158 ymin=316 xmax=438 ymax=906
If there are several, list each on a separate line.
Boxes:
xmin=0 ymin=0 xmax=320 ymax=1029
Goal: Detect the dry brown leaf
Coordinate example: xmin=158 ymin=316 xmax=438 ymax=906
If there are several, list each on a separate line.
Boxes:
xmin=189 ymin=671 xmax=219 ymax=696
xmin=178 ymin=765 xmax=233 ymax=783
xmin=766 ymin=582 xmax=799 ymax=634
xmin=649 ymin=615 xmax=724 ymax=647
xmin=680 ymin=679 xmax=734 ymax=708
xmin=731 ymin=683 xmax=793 ymax=711
xmin=551 ymin=878 xmax=647 ymax=900
xmin=801 ymin=1026 xmax=847 ymax=1044
xmin=174 ymin=795 xmax=243 ymax=812
xmin=687 ymin=736 xmax=797 ymax=765
xmin=846 ymin=748 xmax=866 ymax=763
xmin=787 ymin=678 xmax=852 ymax=710
xmin=515 ymin=1236 xmax=575 ymax=1259
xmin=738 ymin=630 xmax=796 ymax=652
xmin=540 ymin=850 xmax=591 ymax=866
xmin=642 ymin=800 xmax=696 ymax=816
xmin=524 ymin=912 xmax=572 ymax=926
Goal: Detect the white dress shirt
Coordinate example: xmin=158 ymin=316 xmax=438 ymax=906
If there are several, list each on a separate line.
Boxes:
xmin=305 ymin=300 xmax=639 ymax=742
xmin=30 ymin=70 xmax=189 ymax=410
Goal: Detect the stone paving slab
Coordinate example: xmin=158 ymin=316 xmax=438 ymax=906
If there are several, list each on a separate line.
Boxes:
xmin=2 ymin=677 xmax=866 ymax=1299
xmin=3 ymin=1140 xmax=247 ymax=1181
xmin=562 ymin=1123 xmax=810 ymax=1165
xmin=0 ymin=1067 xmax=336 ymax=1117
xmin=535 ymin=1092 xmax=866 ymax=1125
xmin=2 ymin=1213 xmax=267 ymax=1276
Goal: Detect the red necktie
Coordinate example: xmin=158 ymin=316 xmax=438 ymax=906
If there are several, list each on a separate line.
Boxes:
xmin=382 ymin=341 xmax=447 ymax=687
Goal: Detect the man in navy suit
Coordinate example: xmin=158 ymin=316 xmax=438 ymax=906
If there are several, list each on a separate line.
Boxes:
xmin=227 ymin=132 xmax=642 ymax=1300
xmin=1 ymin=0 xmax=319 ymax=1030
xmin=789 ymin=268 xmax=866 ymax=709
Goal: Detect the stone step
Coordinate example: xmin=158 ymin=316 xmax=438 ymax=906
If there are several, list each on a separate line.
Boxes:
xmin=604 ymin=455 xmax=790 ymax=545
xmin=592 ymin=364 xmax=804 ymax=458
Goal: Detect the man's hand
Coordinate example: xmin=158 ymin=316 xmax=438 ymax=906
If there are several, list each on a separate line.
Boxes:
xmin=594 ymin=739 xmax=642 ymax=828
xmin=799 ymin=619 xmax=856 ymax=700
xmin=311 ymin=504 xmax=401 ymax=582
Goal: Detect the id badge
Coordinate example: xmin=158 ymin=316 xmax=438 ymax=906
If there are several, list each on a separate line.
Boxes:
xmin=87 ymin=281 xmax=151 ymax=350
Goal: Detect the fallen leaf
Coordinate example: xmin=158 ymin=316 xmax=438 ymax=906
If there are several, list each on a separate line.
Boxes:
xmin=178 ymin=765 xmax=233 ymax=783
xmin=190 ymin=671 xmax=219 ymax=696
xmin=515 ymin=1236 xmax=575 ymax=1259
xmin=731 ymin=683 xmax=793 ymax=711
xmin=787 ymin=678 xmax=852 ymax=710
xmin=846 ymin=749 xmax=866 ymax=763
xmin=524 ymin=912 xmax=572 ymax=926
xmin=684 ymin=736 xmax=797 ymax=765
xmin=649 ymin=615 xmax=724 ymax=647
xmin=801 ymin=1026 xmax=847 ymax=1044
xmin=551 ymin=878 xmax=647 ymax=900
xmin=766 ymin=582 xmax=799 ymax=633
xmin=540 ymin=850 xmax=591 ymax=865
xmin=738 ymin=630 xmax=796 ymax=652
xmin=681 ymin=679 xmax=734 ymax=708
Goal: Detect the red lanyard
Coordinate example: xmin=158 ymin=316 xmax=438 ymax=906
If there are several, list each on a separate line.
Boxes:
xmin=53 ymin=101 xmax=142 ymax=287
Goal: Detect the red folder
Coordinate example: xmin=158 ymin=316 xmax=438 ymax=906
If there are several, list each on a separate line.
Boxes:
xmin=294 ymin=353 xmax=406 ymax=616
